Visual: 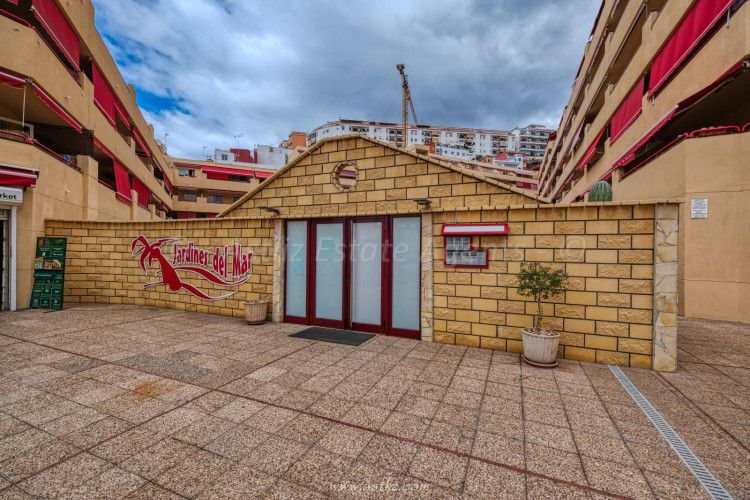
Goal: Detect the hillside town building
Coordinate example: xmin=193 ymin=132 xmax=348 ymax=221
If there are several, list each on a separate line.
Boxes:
xmin=307 ymin=119 xmax=512 ymax=158
xmin=538 ymin=0 xmax=749 ymax=323
xmin=507 ymin=124 xmax=554 ymax=159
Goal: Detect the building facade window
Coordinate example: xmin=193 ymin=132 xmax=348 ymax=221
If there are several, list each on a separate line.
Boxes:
xmin=207 ymin=194 xmax=224 ymax=204
xmin=178 ymin=192 xmax=197 ymax=202
xmin=178 ymin=169 xmax=195 ymax=177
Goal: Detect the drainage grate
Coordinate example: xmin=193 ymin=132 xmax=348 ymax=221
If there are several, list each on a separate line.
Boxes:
xmin=609 ymin=365 xmax=734 ymax=500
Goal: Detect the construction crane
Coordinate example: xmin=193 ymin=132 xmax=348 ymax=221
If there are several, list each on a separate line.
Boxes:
xmin=396 ymin=64 xmax=418 ymax=148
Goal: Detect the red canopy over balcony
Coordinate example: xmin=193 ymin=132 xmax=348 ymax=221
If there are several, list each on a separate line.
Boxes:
xmin=92 ymin=64 xmax=116 ymax=127
xmin=574 ymin=128 xmax=606 ymax=172
xmin=33 ymin=84 xmax=82 ymax=132
xmin=201 ymin=165 xmax=254 ymax=177
xmin=0 ymin=69 xmax=25 ymax=89
xmin=131 ymin=176 xmax=149 ymax=209
xmin=254 ymin=171 xmax=273 ymax=179
xmin=610 ymin=76 xmax=644 ymax=145
xmin=132 ymin=127 xmax=151 ymax=158
xmin=32 ymin=0 xmax=80 ymax=72
xmin=113 ymin=160 xmax=131 ymax=205
xmin=0 ymin=165 xmax=38 ymax=187
xmin=649 ymin=0 xmax=735 ymax=96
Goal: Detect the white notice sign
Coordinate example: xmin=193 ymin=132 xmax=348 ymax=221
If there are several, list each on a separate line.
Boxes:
xmin=691 ymin=197 xmax=708 ymax=219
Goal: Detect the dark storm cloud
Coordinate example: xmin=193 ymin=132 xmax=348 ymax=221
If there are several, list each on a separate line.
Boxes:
xmin=92 ymin=0 xmax=600 ymax=158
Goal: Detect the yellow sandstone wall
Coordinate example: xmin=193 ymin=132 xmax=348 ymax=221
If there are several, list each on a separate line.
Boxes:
xmin=430 ymin=204 xmax=664 ymax=369
xmin=44 ymin=217 xmax=276 ymax=318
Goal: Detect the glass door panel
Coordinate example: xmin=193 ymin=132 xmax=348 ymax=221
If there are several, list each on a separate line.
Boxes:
xmin=285 ymin=221 xmax=307 ymax=320
xmin=314 ymin=222 xmax=344 ymax=325
xmin=351 ymin=221 xmax=383 ymax=330
xmin=391 ymin=217 xmax=421 ymax=334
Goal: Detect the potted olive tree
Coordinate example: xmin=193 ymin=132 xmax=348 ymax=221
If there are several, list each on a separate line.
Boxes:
xmin=517 ymin=263 xmax=568 ymax=367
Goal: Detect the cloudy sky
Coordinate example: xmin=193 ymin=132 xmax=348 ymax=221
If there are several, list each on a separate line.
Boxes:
xmin=92 ymin=0 xmax=600 ymax=159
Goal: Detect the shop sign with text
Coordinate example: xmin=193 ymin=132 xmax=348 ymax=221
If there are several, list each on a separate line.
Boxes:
xmin=131 ymin=235 xmax=253 ymax=300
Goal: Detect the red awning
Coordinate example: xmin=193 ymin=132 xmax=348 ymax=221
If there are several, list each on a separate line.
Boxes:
xmin=206 ymin=173 xmax=230 ymax=181
xmin=205 ymin=213 xmax=217 ymax=218
xmin=132 ymin=127 xmax=151 ymax=158
xmin=177 ymin=212 xmax=197 ymax=219
xmin=610 ymin=76 xmax=644 ymax=145
xmin=131 ymin=176 xmax=149 ymax=209
xmin=254 ymin=171 xmax=273 ymax=179
xmin=163 ymin=174 xmax=172 ymax=195
xmin=92 ymin=64 xmax=116 ymax=126
xmin=574 ymin=128 xmax=606 ymax=172
xmin=113 ymin=160 xmax=131 ymax=204
xmin=6 ymin=0 xmax=20 ymax=5
xmin=201 ymin=165 xmax=254 ymax=177
xmin=613 ymin=106 xmax=679 ymax=169
xmin=0 ymin=165 xmax=38 ymax=187
xmin=32 ymin=0 xmax=80 ymax=72
xmin=114 ymin=100 xmax=130 ymax=129
xmin=0 ymin=69 xmax=25 ymax=89
xmin=33 ymin=84 xmax=82 ymax=132
xmin=649 ymin=0 xmax=734 ymax=96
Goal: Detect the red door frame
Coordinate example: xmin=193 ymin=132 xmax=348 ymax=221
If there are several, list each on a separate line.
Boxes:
xmin=282 ymin=215 xmax=421 ymax=339
xmin=349 ymin=217 xmax=388 ymax=334
xmin=282 ymin=219 xmax=310 ymax=325
xmin=387 ymin=215 xmax=422 ymax=340
xmin=310 ymin=218 xmax=348 ymax=329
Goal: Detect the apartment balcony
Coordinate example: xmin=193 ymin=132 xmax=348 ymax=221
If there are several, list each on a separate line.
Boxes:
xmin=172 ymin=194 xmax=234 ymax=214
xmin=174 ymin=170 xmax=262 ymax=194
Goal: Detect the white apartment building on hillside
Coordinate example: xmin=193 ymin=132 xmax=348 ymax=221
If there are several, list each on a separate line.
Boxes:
xmin=307 ymin=119 xmax=511 ymax=158
xmin=507 ymin=124 xmax=554 ymax=159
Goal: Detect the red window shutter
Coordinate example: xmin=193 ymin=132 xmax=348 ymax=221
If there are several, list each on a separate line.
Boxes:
xmin=92 ymin=64 xmax=116 ymax=126
xmin=131 ymin=176 xmax=149 ymax=209
xmin=32 ymin=0 xmax=80 ymax=71
xmin=132 ymin=127 xmax=151 ymax=157
xmin=649 ymin=0 xmax=735 ymax=96
xmin=610 ymin=76 xmax=644 ymax=145
xmin=113 ymin=160 xmax=131 ymax=204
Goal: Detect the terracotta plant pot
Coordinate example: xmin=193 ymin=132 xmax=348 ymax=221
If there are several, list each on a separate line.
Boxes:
xmin=244 ymin=300 xmax=268 ymax=325
xmin=522 ymin=328 xmax=560 ymax=367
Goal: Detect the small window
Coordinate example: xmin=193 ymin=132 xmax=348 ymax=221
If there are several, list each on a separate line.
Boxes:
xmin=228 ymin=175 xmax=249 ymax=182
xmin=178 ymin=168 xmax=195 ymax=177
xmin=179 ymin=192 xmax=197 ymax=202
xmin=445 ymin=236 xmax=487 ymax=267
xmin=221 ymin=154 xmax=228 ymax=160
xmin=232 ymin=196 xmax=241 ymax=203
xmin=207 ymin=194 xmax=224 ymax=204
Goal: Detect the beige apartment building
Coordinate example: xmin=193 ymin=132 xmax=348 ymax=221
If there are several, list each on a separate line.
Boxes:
xmin=0 ymin=0 xmax=269 ymax=310
xmin=169 ymin=157 xmax=274 ymax=219
xmin=538 ymin=0 xmax=749 ymax=323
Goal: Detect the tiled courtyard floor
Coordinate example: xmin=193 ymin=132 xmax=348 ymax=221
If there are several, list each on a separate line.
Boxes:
xmin=0 ymin=305 xmax=747 ymax=499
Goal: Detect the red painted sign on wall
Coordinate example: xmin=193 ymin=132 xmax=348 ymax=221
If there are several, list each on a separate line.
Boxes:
xmin=131 ymin=235 xmax=253 ymax=300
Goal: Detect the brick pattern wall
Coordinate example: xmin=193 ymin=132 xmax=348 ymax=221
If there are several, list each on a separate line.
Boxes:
xmin=431 ymin=204 xmax=658 ymax=369
xmin=227 ymin=136 xmax=534 ymax=218
xmin=45 ymin=218 xmax=276 ymax=318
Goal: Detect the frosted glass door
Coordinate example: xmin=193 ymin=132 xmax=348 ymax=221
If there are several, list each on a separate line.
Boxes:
xmin=285 ymin=221 xmax=307 ymax=318
xmin=314 ymin=223 xmax=344 ymax=321
xmin=351 ymin=221 xmax=382 ymax=327
xmin=391 ymin=217 xmax=421 ymax=331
